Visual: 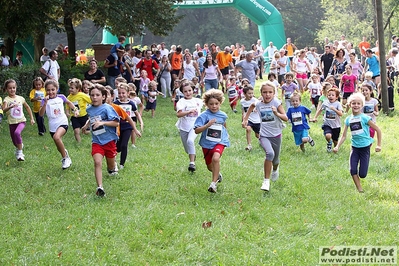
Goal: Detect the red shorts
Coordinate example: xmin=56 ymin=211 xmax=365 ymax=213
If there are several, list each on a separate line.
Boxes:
xmin=92 ymin=141 xmax=117 ymax=158
xmin=229 ymin=98 xmax=237 ymax=107
xmin=296 ymin=73 xmax=307 ymax=79
xmin=202 ymin=144 xmax=225 ymax=165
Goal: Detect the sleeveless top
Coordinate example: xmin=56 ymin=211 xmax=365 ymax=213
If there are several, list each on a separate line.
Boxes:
xmin=183 ymin=60 xmax=196 ymax=80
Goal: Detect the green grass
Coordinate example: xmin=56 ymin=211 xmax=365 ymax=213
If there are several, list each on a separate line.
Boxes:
xmin=1 ymin=85 xmax=399 ymax=265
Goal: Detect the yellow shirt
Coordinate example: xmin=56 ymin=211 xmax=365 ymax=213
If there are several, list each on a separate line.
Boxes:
xmin=67 ymin=92 xmax=92 ymax=117
xmin=4 ymin=95 xmax=27 ymax=124
xmin=29 ymin=88 xmax=46 ymax=113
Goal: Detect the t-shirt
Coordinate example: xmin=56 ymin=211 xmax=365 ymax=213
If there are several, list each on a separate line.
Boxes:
xmin=203 ymin=65 xmax=218 ymax=80
xmin=345 ymin=113 xmax=373 ymax=148
xmin=227 ymin=85 xmax=239 ymax=99
xmin=235 ymin=60 xmax=259 ymax=84
xmin=281 ymin=82 xmax=298 ymax=99
xmin=29 ymin=88 xmax=46 ymax=113
xmin=358 ymin=41 xmax=370 ymax=56
xmin=308 ymin=82 xmax=322 ymax=98
xmin=136 ymin=58 xmax=159 ymax=81
xmin=255 ymin=98 xmax=285 ymax=137
xmin=84 ymin=69 xmax=105 ymax=83
xmin=363 ymin=98 xmax=379 ymax=122
xmin=3 ymin=95 xmax=27 ymax=124
xmin=42 ymin=95 xmax=69 ymax=133
xmin=320 ymin=53 xmax=334 ymax=77
xmin=67 ymin=92 xmax=92 ymax=117
xmin=110 ymin=103 xmax=129 ymax=136
xmin=106 ymin=55 xmax=121 ymax=77
xmin=277 ymin=56 xmax=288 ymax=75
xmin=41 ymin=60 xmax=60 ymax=81
xmin=194 ymin=109 xmax=230 ymax=149
xmin=240 ymin=97 xmax=260 ymax=124
xmin=366 ymin=55 xmax=380 ymax=77
xmin=87 ymin=103 xmax=120 ymax=145
xmin=321 ymin=100 xmax=342 ymax=129
xmin=113 ymin=100 xmax=138 ymax=131
xmin=110 ymin=42 xmax=123 ymax=54
xmin=341 ymin=74 xmax=357 ymax=93
xmin=176 ymin=97 xmax=203 ymax=132
xmin=286 ymin=105 xmax=311 ymax=132
xmin=216 ymin=52 xmax=232 ymax=69
xmin=170 ymin=52 xmax=183 ymax=71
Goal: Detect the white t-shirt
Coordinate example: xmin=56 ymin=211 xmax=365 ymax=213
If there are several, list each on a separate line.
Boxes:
xmin=176 ymin=98 xmax=203 ymax=132
xmin=43 ymin=95 xmax=68 ymax=133
xmin=241 ymin=97 xmax=260 ymax=124
xmin=42 ymin=59 xmax=60 ymax=81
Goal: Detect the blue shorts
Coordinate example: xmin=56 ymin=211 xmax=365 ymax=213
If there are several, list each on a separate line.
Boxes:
xmin=293 ymin=129 xmax=309 ymax=146
xmin=140 ymin=91 xmax=148 ymax=98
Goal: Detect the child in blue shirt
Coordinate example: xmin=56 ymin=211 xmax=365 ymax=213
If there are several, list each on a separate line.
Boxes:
xmin=86 ymin=84 xmax=120 ymax=197
xmin=333 ymin=92 xmax=382 ymax=193
xmin=286 ymin=92 xmax=315 ymax=152
xmin=194 ymin=89 xmax=230 ymax=193
xmin=110 ymin=36 xmax=126 ymax=69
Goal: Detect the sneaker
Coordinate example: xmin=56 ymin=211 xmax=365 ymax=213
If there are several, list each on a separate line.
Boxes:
xmin=17 ymin=152 xmax=25 ymax=161
xmin=217 ymin=173 xmax=223 ymax=183
xmin=208 ymin=182 xmax=217 ymax=193
xmin=326 ymin=141 xmax=333 ymax=153
xmin=261 ymin=179 xmax=270 ymax=191
xmin=108 ymin=166 xmax=119 ymax=176
xmin=131 ymin=144 xmax=136 ymax=148
xmin=96 ymin=187 xmax=106 ymax=197
xmin=233 ymin=109 xmax=237 ymax=113
xmin=271 ymin=169 xmax=279 ymax=182
xmin=245 ymin=144 xmax=252 ymax=151
xmin=38 ymin=132 xmax=44 ymax=136
xmin=308 ymin=136 xmax=315 ymax=147
xmin=65 ymin=149 xmax=70 ymax=158
xmin=188 ymin=163 xmax=196 ymax=172
xmin=62 ymin=157 xmax=72 ymax=169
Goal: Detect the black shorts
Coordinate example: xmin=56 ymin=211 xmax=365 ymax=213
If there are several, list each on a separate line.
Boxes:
xmin=50 ymin=125 xmax=68 ymax=138
xmin=221 ymin=67 xmax=229 ymax=76
xmin=247 ymin=121 xmax=260 ymax=134
xmin=71 ymin=115 xmax=89 ymax=129
xmin=322 ymin=125 xmax=341 ymax=141
xmin=372 ymin=74 xmax=380 ymax=79
xmin=171 ymin=69 xmax=180 ymax=77
xmin=132 ymin=116 xmax=137 ymax=123
xmin=342 ymin=92 xmax=353 ymax=100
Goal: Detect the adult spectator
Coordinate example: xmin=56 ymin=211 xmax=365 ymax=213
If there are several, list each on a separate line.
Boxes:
xmin=0 ymin=45 xmax=12 ymax=67
xmin=84 ymin=59 xmax=106 ymax=84
xmin=13 ymin=51 xmax=23 ymax=67
xmin=122 ymin=44 xmax=135 ymax=83
xmin=169 ymin=46 xmax=183 ymax=82
xmin=104 ymin=49 xmax=124 ymax=89
xmin=152 ymin=50 xmax=162 ymax=64
xmin=363 ymin=49 xmax=381 ymax=86
xmin=159 ymin=42 xmax=169 ymax=58
xmin=234 ymin=51 xmax=259 ymax=87
xmin=328 ymin=48 xmax=348 ymax=86
xmin=202 ymin=43 xmax=209 ymax=57
xmin=197 ymin=52 xmax=205 ymax=76
xmin=182 ymin=53 xmax=200 ymax=81
xmin=201 ymin=54 xmax=222 ymax=91
xmin=193 ymin=43 xmax=202 ymax=60
xmin=320 ymin=45 xmax=334 ymax=79
xmin=40 ymin=50 xmax=60 ymax=81
xmin=40 ymin=47 xmax=50 ymax=65
xmin=232 ymin=43 xmax=241 ymax=63
xmin=292 ymin=49 xmax=312 ymax=92
xmin=256 ymin=40 xmax=265 ymax=77
xmin=136 ymin=50 xmax=159 ymax=81
xmin=392 ymin=35 xmax=398 ymax=49
xmin=277 ymin=49 xmax=288 ymax=84
xmin=158 ymin=55 xmax=172 ymax=97
xmin=306 ymin=47 xmax=320 ymax=69
xmin=216 ymin=46 xmax=234 ymax=91
xmin=282 ymin=38 xmax=298 ymax=69
xmin=210 ymin=43 xmax=218 ymax=61
xmin=264 ymin=41 xmax=278 ymax=60
xmin=252 ymin=44 xmax=263 ymax=79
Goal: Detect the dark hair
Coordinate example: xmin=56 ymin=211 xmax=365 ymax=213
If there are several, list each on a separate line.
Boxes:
xmin=118 ymin=35 xmax=126 ymax=42
xmin=335 ymin=48 xmax=345 ymax=58
xmin=203 ymin=56 xmax=217 ymax=68
xmin=268 ymin=73 xmax=276 ymax=79
xmin=176 ymin=47 xmax=182 ymax=53
xmin=125 ymin=44 xmax=131 ymax=51
xmin=16 ymin=50 xmax=23 ymax=56
xmin=198 ymin=51 xmax=203 ymax=57
xmin=243 ymin=85 xmax=254 ymax=95
xmin=49 ymin=50 xmax=57 ymax=58
xmin=3 ymin=79 xmax=16 ymax=91
xmin=90 ymin=84 xmax=108 ymax=104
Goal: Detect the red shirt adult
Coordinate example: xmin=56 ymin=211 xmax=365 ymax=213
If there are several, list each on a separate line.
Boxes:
xmin=136 ymin=56 xmax=159 ymax=81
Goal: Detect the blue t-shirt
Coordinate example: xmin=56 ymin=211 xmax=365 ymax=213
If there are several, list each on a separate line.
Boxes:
xmin=344 ymin=113 xmax=373 ymax=148
xmin=286 ymin=105 xmax=311 ymax=132
xmin=110 ymin=43 xmax=123 ymax=54
xmin=194 ymin=109 xmax=230 ymax=149
xmin=113 ymin=99 xmax=137 ymax=131
xmin=366 ymin=55 xmax=380 ymax=76
xmin=87 ymin=104 xmax=120 ymax=145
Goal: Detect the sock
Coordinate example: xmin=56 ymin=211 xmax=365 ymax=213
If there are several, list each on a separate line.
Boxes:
xmin=190 ymin=162 xmax=195 ymax=165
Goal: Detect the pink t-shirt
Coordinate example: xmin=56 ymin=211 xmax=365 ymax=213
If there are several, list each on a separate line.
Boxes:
xmin=341 ymin=74 xmax=357 ymax=93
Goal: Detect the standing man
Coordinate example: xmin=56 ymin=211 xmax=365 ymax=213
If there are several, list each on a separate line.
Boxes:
xmin=169 ymin=46 xmax=183 ymax=82
xmin=363 ymin=49 xmax=381 ymax=86
xmin=104 ymin=50 xmax=124 ymax=89
xmin=216 ymin=46 xmax=234 ymax=92
xmin=193 ymin=43 xmax=202 ymax=60
xmin=264 ymin=41 xmax=277 ymax=61
xmin=40 ymin=50 xmax=60 ymax=81
xmin=358 ymin=36 xmax=370 ymax=66
xmin=159 ymin=42 xmax=169 ymax=58
xmin=234 ymin=51 xmax=259 ymax=87
xmin=137 ymin=50 xmax=159 ymax=81
xmin=320 ymin=45 xmax=334 ymax=79
xmin=282 ymin=38 xmax=298 ymax=70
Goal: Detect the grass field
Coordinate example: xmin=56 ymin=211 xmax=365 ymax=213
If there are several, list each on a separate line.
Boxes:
xmin=1 ymin=84 xmax=399 ymax=265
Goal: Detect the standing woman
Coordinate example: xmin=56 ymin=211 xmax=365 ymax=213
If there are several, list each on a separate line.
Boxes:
xmin=292 ymin=49 xmax=312 ymax=92
xmin=84 ymin=59 xmax=106 ymax=84
xmin=328 ymin=48 xmax=347 ymax=86
xmin=182 ymin=53 xmax=200 ymax=81
xmin=158 ymin=55 xmax=172 ymax=98
xmin=252 ymin=44 xmax=263 ymax=79
xmin=348 ymin=52 xmax=363 ymax=80
xmin=201 ymin=54 xmax=222 ymax=91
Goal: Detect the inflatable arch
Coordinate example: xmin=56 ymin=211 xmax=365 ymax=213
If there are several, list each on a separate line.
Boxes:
xmin=102 ymin=0 xmax=286 ymax=48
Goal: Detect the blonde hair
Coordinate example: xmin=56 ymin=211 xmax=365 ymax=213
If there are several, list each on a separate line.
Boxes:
xmin=115 ymin=77 xmax=127 ymax=83
xmin=290 ymin=92 xmax=301 ymax=101
xmin=127 ymin=83 xmax=137 ymax=92
xmin=365 ymin=71 xmax=373 ymax=78
xmin=148 ymin=80 xmax=158 ymax=90
xmin=68 ymin=78 xmax=82 ymax=91
xmin=203 ymin=89 xmax=225 ymax=105
xmin=260 ymin=81 xmax=276 ymax=94
xmin=348 ymin=92 xmax=365 ymax=106
xmin=117 ymin=82 xmax=129 ymax=92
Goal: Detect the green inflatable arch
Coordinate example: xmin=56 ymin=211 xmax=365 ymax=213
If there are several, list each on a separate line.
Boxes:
xmin=102 ymin=0 xmax=286 ymax=48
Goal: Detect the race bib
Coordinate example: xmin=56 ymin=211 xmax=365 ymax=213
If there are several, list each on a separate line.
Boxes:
xmin=90 ymin=115 xmax=106 ymax=135
xmin=349 ymin=117 xmax=363 ymax=136
xmin=291 ymin=111 xmax=303 ymax=126
xmin=206 ymin=123 xmax=222 ymax=142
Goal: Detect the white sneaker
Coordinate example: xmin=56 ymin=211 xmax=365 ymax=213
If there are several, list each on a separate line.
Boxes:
xmin=16 ymin=151 xmax=25 ymax=161
xmin=119 ymin=164 xmax=124 ymax=170
xmin=208 ymin=182 xmax=217 ymax=193
xmin=271 ymin=169 xmax=279 ymax=182
xmin=261 ymin=179 xmax=270 ymax=191
xmin=131 ymin=144 xmax=136 ymax=148
xmin=245 ymin=144 xmax=252 ymax=151
xmin=62 ymin=156 xmax=72 ymax=169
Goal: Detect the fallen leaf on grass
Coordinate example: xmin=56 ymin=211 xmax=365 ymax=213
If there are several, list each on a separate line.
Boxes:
xmin=335 ymin=225 xmax=343 ymax=231
xmin=237 ymin=199 xmax=242 ymax=204
xmin=202 ymin=221 xmax=212 ymax=229
xmin=66 ymin=225 xmax=72 ymax=230
xmin=5 ymin=161 xmax=10 ymax=166
xmin=58 ymin=251 xmax=62 ymax=258
xmin=176 ymin=212 xmax=185 ymax=216
xmin=158 ymin=230 xmax=163 ymax=234
xmin=44 ymin=145 xmax=49 ymax=150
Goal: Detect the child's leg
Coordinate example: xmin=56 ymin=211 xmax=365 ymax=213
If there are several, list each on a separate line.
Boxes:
xmin=245 ymin=126 xmax=252 ymax=145
xmin=259 ymin=137 xmax=275 ymax=179
xmin=208 ymin=152 xmax=221 ymax=183
xmin=9 ymin=122 xmax=26 ymax=150
xmin=349 ymin=147 xmax=365 ymax=192
xmin=118 ymin=129 xmax=131 ymax=166
xmin=270 ymin=137 xmax=281 ymax=171
xmin=357 ymin=146 xmax=371 ymax=178
xmin=92 ymin=153 xmax=104 ymax=187
xmin=106 ymin=156 xmax=117 ymax=173
xmin=151 ymin=108 xmax=155 ymax=118
xmin=52 ymin=127 xmax=68 ymax=158
xmin=130 ymin=128 xmax=136 ymax=145
xmin=73 ymin=128 xmax=82 ymax=143
xmin=325 ymin=133 xmax=332 ymax=142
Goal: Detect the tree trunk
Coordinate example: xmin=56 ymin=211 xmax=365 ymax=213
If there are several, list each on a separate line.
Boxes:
xmin=63 ymin=0 xmax=76 ymax=63
xmin=34 ymin=33 xmax=45 ymax=63
xmin=5 ymin=38 xmax=14 ymax=61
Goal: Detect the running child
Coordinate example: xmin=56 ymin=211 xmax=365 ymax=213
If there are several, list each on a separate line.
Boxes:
xmin=268 ymin=73 xmax=280 ymax=96
xmin=281 ymin=72 xmax=299 ymax=108
xmin=128 ymin=89 xmax=144 ymax=148
xmin=3 ymin=79 xmax=35 ymax=161
xmin=110 ymin=35 xmax=126 ymax=69
xmin=240 ymin=86 xmax=260 ymax=151
xmin=66 ymin=78 xmax=92 ymax=142
xmin=194 ymin=89 xmax=230 ymax=193
xmin=39 ymin=80 xmax=79 ymax=169
xmin=242 ymin=81 xmax=288 ymax=191
xmin=361 ymin=83 xmax=379 ymax=138
xmin=191 ymin=76 xmax=202 ymax=98
xmin=305 ymin=74 xmax=322 ymax=109
xmin=286 ymin=92 xmax=315 ymax=152
xmin=311 ymin=87 xmax=343 ymax=152
xmin=176 ymin=81 xmax=204 ymax=172
xmin=363 ymin=71 xmax=377 ymax=96
xmin=82 ymin=80 xmax=93 ymax=95
xmin=86 ymin=84 xmax=120 ymax=197
xmin=139 ymin=70 xmax=150 ymax=104
xmin=30 ymin=77 xmax=46 ymax=135
xmin=172 ymin=79 xmax=184 ymax=110
xmin=145 ymin=80 xmax=164 ymax=118
xmin=340 ymin=65 xmax=357 ymax=112
xmin=227 ymin=76 xmax=239 ymax=113
xmin=333 ymin=92 xmax=382 ymax=192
